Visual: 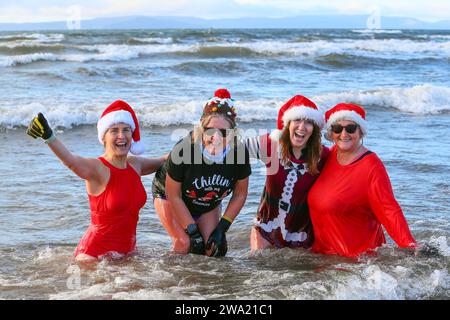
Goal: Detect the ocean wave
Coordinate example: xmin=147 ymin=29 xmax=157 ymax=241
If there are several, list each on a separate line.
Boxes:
xmin=194 ymin=45 xmax=257 ymax=57
xmin=1 ymin=38 xmax=449 ymax=67
xmin=0 ymin=53 xmax=58 ymax=67
xmin=0 ymin=43 xmax=67 ymax=55
xmin=352 ymin=29 xmax=403 ymax=34
xmin=313 ymin=84 xmax=450 ymax=114
xmin=74 ymin=66 xmax=153 ymax=77
xmin=168 ymin=60 xmax=246 ymax=75
xmin=2 ymin=85 xmax=448 ymax=129
xmin=0 ymin=33 xmax=65 ymax=43
xmin=127 ymin=37 xmax=174 ymax=45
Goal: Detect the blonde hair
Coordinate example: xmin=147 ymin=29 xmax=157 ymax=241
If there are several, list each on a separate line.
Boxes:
xmin=279 ymin=120 xmax=323 ymax=176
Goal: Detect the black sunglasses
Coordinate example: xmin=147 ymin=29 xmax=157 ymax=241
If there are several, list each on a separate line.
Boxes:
xmin=203 ymin=127 xmax=232 ymax=137
xmin=331 ymin=124 xmax=358 ymax=134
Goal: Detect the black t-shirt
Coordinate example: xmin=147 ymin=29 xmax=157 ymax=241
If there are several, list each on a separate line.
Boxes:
xmin=152 ymin=134 xmax=251 ymax=215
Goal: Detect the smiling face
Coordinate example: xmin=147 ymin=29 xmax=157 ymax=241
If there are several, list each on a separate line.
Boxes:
xmin=288 ymin=119 xmax=314 ymax=150
xmin=202 ymin=115 xmax=233 ymax=149
xmin=331 ymin=119 xmax=362 ymax=153
xmin=103 ymin=123 xmax=133 ymax=157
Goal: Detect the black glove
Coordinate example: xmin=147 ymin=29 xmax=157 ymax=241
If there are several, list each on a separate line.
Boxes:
xmin=185 ymin=223 xmax=205 ymax=255
xmin=27 ymin=113 xmax=53 ymax=140
xmin=206 ymin=217 xmax=232 ymax=257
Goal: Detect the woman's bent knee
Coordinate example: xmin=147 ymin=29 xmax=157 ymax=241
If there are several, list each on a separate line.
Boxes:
xmin=172 ymin=235 xmax=191 ymax=254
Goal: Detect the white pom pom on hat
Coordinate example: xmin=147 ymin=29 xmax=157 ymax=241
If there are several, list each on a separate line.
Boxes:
xmin=269 ymin=95 xmax=324 ymax=141
xmin=97 ymin=100 xmax=145 ymax=155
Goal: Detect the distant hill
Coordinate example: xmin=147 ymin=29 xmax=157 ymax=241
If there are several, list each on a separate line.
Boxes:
xmin=0 ymin=15 xmax=449 ymax=31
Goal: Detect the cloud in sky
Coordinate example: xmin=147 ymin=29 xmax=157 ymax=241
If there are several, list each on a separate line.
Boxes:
xmin=0 ymin=0 xmax=449 ymax=23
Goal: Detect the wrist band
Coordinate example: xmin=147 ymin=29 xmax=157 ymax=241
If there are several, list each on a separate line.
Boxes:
xmin=45 ymin=134 xmax=56 ymax=144
xmin=222 ymin=215 xmax=234 ymax=224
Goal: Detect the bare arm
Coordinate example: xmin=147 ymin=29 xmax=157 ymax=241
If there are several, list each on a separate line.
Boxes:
xmin=165 ymin=174 xmax=195 ymax=229
xmin=47 ymin=138 xmax=102 ymax=181
xmin=135 ymin=153 xmax=168 ymax=176
xmin=26 ymin=113 xmax=102 ymax=182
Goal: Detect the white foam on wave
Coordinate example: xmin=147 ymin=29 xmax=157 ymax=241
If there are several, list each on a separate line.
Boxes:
xmin=75 ymin=43 xmax=192 ymax=61
xmin=1 ymin=84 xmax=449 ymax=129
xmin=352 ymin=29 xmax=403 ymax=34
xmin=0 ymin=33 xmax=65 ymax=42
xmin=428 ymin=236 xmax=450 ymax=257
xmin=0 ymin=101 xmax=101 ymax=128
xmin=330 ymin=264 xmax=449 ymax=300
xmin=313 ymin=84 xmax=450 ymax=114
xmin=130 ymin=37 xmax=174 ymax=44
xmin=0 ymin=43 xmax=196 ymax=66
xmin=246 ymin=38 xmax=450 ymax=59
xmin=0 ymin=53 xmax=57 ymax=67
xmin=2 ymin=37 xmax=449 ymax=67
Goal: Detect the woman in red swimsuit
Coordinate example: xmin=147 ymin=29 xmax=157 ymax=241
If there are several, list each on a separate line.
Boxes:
xmin=26 ymin=100 xmax=165 ymax=263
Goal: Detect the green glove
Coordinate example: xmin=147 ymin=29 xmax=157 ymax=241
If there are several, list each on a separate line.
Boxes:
xmin=27 ymin=113 xmax=54 ymax=141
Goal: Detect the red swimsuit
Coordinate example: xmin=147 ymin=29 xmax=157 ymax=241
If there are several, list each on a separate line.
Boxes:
xmin=74 ymin=157 xmax=147 ymax=258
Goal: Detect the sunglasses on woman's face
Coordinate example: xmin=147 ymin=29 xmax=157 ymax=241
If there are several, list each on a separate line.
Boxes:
xmin=203 ymin=127 xmax=232 ymax=137
xmin=331 ymin=124 xmax=358 ymax=134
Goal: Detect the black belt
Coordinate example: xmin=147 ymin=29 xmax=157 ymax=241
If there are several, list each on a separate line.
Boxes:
xmin=263 ymin=193 xmax=308 ymax=214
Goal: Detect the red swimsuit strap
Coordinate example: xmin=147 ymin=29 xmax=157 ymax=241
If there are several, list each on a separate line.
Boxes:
xmin=98 ymin=157 xmax=128 ymax=170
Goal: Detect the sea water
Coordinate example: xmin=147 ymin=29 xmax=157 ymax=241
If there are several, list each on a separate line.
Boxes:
xmin=0 ymin=29 xmax=449 ymax=300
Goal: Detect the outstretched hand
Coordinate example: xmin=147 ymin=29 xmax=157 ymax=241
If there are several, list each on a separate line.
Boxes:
xmin=27 ymin=113 xmax=53 ymax=140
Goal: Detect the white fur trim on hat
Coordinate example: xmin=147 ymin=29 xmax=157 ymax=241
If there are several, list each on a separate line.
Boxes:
xmin=282 ymin=106 xmax=324 ymax=129
xmin=130 ymin=140 xmax=145 ymax=155
xmin=97 ymin=110 xmax=136 ymax=144
xmin=326 ymin=110 xmax=368 ymax=136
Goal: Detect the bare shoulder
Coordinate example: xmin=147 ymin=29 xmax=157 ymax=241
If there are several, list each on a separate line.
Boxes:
xmin=127 ymin=155 xmax=142 ymax=175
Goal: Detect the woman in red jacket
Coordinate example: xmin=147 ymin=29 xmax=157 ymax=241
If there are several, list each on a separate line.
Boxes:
xmin=307 ymin=103 xmax=416 ymax=258
xmin=26 ymin=100 xmax=165 ymax=263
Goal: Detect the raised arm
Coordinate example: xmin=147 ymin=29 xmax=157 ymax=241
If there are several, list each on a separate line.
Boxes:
xmin=26 ymin=113 xmax=102 ymax=181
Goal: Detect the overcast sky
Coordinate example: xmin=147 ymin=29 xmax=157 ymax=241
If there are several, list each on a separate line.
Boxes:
xmin=1 ymin=0 xmax=449 ymax=23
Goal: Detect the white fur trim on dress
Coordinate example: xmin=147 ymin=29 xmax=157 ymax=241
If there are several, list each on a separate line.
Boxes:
xmin=97 ymin=110 xmax=136 ymax=144
xmin=282 ymin=106 xmax=324 ymax=129
xmin=254 ymin=162 xmax=308 ymax=243
xmin=326 ymin=110 xmax=368 ymax=136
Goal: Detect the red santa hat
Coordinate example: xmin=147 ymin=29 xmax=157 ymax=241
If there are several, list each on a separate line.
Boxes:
xmin=270 ymin=95 xmax=324 ymax=141
xmin=325 ymin=103 xmax=368 ymax=138
xmin=97 ymin=100 xmax=145 ymax=155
